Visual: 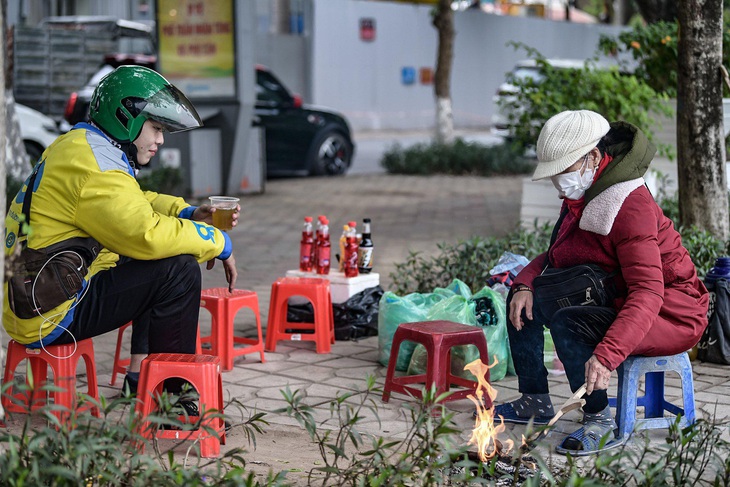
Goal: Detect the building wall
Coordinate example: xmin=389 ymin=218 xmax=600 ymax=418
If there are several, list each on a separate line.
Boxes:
xmin=255 ymin=33 xmax=310 ymax=100
xmin=11 ymin=0 xmax=625 ymax=133
xmin=311 ymin=0 xmax=624 ymax=131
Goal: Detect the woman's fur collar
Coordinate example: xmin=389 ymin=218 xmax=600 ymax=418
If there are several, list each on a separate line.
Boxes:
xmin=579 ymin=178 xmax=645 ymax=235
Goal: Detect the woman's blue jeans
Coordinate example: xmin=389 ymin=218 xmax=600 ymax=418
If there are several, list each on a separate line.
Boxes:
xmin=507 ymin=292 xmax=617 ymax=414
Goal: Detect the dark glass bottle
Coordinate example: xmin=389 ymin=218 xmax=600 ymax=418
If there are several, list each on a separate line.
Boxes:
xmin=358 ymin=218 xmax=374 ymax=274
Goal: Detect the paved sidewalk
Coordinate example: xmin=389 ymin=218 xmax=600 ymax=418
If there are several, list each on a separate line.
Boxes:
xmin=4 ymin=173 xmax=730 ymax=483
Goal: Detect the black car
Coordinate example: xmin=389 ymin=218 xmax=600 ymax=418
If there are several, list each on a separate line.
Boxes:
xmin=64 ymin=65 xmax=354 ymax=177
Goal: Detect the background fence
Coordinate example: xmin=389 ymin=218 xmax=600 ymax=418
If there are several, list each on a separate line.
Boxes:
xmin=12 ymin=26 xmax=115 ymax=117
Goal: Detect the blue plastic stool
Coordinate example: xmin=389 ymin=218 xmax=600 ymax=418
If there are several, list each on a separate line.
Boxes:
xmin=608 ymin=353 xmax=696 ymax=438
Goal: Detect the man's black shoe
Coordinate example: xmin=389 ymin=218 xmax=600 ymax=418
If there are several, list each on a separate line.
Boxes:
xmin=122 ymin=373 xmax=139 ymax=397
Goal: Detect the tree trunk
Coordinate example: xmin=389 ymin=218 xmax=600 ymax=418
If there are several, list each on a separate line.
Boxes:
xmin=634 ymin=0 xmax=678 ymax=22
xmin=614 ymin=0 xmax=638 ymax=25
xmin=432 ymin=0 xmax=454 ymax=144
xmin=5 ymin=92 xmax=32 ymax=180
xmin=676 ymin=0 xmax=728 ymax=240
xmin=4 ymin=23 xmax=29 ymax=179
xmin=0 ymin=0 xmax=7 ymax=423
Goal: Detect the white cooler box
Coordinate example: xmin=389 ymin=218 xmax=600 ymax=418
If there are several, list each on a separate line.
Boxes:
xmin=285 ymin=270 xmax=380 ymax=303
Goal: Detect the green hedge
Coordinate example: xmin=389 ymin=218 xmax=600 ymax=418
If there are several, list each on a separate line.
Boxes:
xmin=390 ymin=215 xmax=727 ymax=295
xmin=380 ymin=139 xmax=534 ymax=176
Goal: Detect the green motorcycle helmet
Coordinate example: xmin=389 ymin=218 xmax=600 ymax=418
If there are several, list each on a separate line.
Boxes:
xmin=89 ymin=65 xmax=202 ymax=143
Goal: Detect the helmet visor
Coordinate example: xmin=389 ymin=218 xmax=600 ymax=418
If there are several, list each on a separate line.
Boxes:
xmin=138 ymin=84 xmax=203 ymax=133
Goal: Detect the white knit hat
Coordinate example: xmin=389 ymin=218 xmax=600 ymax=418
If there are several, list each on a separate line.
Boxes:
xmin=532 ymin=110 xmax=610 ymax=180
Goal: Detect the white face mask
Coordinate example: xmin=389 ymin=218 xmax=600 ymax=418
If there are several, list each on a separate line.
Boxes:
xmin=550 ymin=155 xmax=594 ymax=200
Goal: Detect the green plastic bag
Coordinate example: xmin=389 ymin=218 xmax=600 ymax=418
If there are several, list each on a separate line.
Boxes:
xmin=544 ymin=327 xmax=555 ymax=369
xmin=434 ymin=278 xmax=472 ymax=299
xmin=543 ymin=327 xmax=564 ymax=374
xmin=406 ymin=284 xmax=511 ymax=382
xmin=470 ymin=286 xmax=509 ymax=381
xmin=378 ymin=290 xmax=446 ymax=370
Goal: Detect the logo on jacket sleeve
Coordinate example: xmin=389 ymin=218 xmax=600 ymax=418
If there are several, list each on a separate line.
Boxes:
xmin=192 ymin=222 xmax=216 ymax=243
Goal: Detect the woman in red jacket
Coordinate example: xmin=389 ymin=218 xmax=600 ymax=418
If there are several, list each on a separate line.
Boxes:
xmin=498 ymin=110 xmax=709 ymax=455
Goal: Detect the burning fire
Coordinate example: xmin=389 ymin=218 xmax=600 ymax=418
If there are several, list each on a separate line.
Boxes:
xmin=465 ymin=358 xmax=514 ymax=461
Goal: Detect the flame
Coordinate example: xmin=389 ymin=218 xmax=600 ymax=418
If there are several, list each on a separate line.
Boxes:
xmin=465 ymin=357 xmax=513 ymax=461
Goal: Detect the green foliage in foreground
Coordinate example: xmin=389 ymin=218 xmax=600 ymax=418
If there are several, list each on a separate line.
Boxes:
xmin=381 ymin=139 xmax=534 ymax=176
xmin=0 ymin=382 xmax=284 ymax=486
xmin=4 ymin=370 xmax=730 ymax=485
xmin=276 ymin=376 xmax=730 ymax=486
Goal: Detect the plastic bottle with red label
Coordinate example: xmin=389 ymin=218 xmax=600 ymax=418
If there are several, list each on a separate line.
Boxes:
xmin=343 ymin=221 xmax=359 ymax=278
xmin=337 ymin=224 xmax=349 ymax=272
xmin=313 ymin=215 xmax=325 ymax=270
xmin=299 ymin=216 xmax=314 ymax=272
xmin=316 ymin=218 xmax=331 ymax=275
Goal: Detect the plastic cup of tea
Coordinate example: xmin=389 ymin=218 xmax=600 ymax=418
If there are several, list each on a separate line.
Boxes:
xmin=208 ymin=196 xmax=240 ymax=231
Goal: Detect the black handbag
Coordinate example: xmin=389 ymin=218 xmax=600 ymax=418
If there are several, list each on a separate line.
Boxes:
xmin=532 ymin=208 xmax=617 ymax=320
xmin=697 ymin=278 xmax=730 ymax=365
xmin=6 ymin=165 xmax=100 ymax=319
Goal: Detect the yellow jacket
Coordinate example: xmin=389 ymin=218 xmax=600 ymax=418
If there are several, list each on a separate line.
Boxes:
xmin=3 ymin=124 xmax=230 ymax=344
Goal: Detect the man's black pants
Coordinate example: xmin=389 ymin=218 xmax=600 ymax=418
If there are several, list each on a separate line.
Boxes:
xmin=53 ymin=255 xmax=201 ymax=356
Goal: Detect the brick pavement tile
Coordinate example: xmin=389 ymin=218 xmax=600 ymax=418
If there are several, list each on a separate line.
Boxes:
xmin=313 ymin=357 xmax=377 ymax=369
xmin=243 ymin=375 xmax=309 ymax=389
xmin=693 ymin=375 xmax=730 ymax=387
xmin=255 ymin=385 xmax=307 ymax=401
xmin=700 ymin=403 xmax=730 ymax=420
xmin=370 ymin=420 xmax=410 ymax=438
xmin=690 ymin=362 xmax=730 ymax=378
xmin=695 ymin=389 xmax=730 ymax=406
xmin=224 ymin=369 xmax=269 ymax=383
xmin=321 ymin=376 xmax=371 ymax=391
xmin=235 ymin=360 xmax=332 ymax=382
xmin=335 ymin=365 xmax=383 ymax=379
xmin=274 ymin=364 xmax=337 ymax=383
xmin=351 ymin=349 xmax=381 ymax=363
xmin=278 ymin=350 xmax=339 ymax=365
xmin=294 ymin=383 xmax=349 ymax=401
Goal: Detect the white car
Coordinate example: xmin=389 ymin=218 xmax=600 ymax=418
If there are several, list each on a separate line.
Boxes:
xmin=15 ymin=103 xmax=62 ymax=164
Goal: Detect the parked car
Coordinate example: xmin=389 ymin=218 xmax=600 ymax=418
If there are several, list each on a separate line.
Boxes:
xmin=16 ymin=103 xmax=62 ymax=164
xmin=254 ymin=65 xmax=354 ymax=176
xmin=64 ymin=65 xmax=354 ymax=177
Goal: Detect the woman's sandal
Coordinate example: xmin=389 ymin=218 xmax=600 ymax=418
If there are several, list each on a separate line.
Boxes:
xmin=555 ymin=425 xmax=626 ymax=456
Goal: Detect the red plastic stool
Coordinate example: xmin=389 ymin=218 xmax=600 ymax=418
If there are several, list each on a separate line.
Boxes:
xmin=135 ymin=353 xmax=225 ymax=458
xmin=382 ymin=321 xmax=492 ymax=405
xmin=110 ymin=322 xmax=203 ymax=386
xmin=2 ymin=338 xmax=99 ymax=423
xmin=110 ymin=322 xmax=132 ymax=386
xmin=265 ymin=276 xmax=335 ymax=354
xmin=200 ymin=288 xmax=265 ymax=371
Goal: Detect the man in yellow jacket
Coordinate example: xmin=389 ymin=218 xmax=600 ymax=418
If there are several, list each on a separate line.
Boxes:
xmin=3 ymin=66 xmax=237 ymax=395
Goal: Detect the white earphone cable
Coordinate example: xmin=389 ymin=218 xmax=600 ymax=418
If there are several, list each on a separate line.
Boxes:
xmin=32 ymin=250 xmax=90 ymax=360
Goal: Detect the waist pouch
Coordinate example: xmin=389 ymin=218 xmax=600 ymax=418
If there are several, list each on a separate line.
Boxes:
xmin=7 ymin=237 xmax=101 ymax=319
xmin=532 ymin=264 xmax=617 ymax=321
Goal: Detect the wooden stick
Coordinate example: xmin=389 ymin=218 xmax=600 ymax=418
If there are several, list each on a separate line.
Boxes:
xmin=525 ymin=384 xmax=587 ymax=445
